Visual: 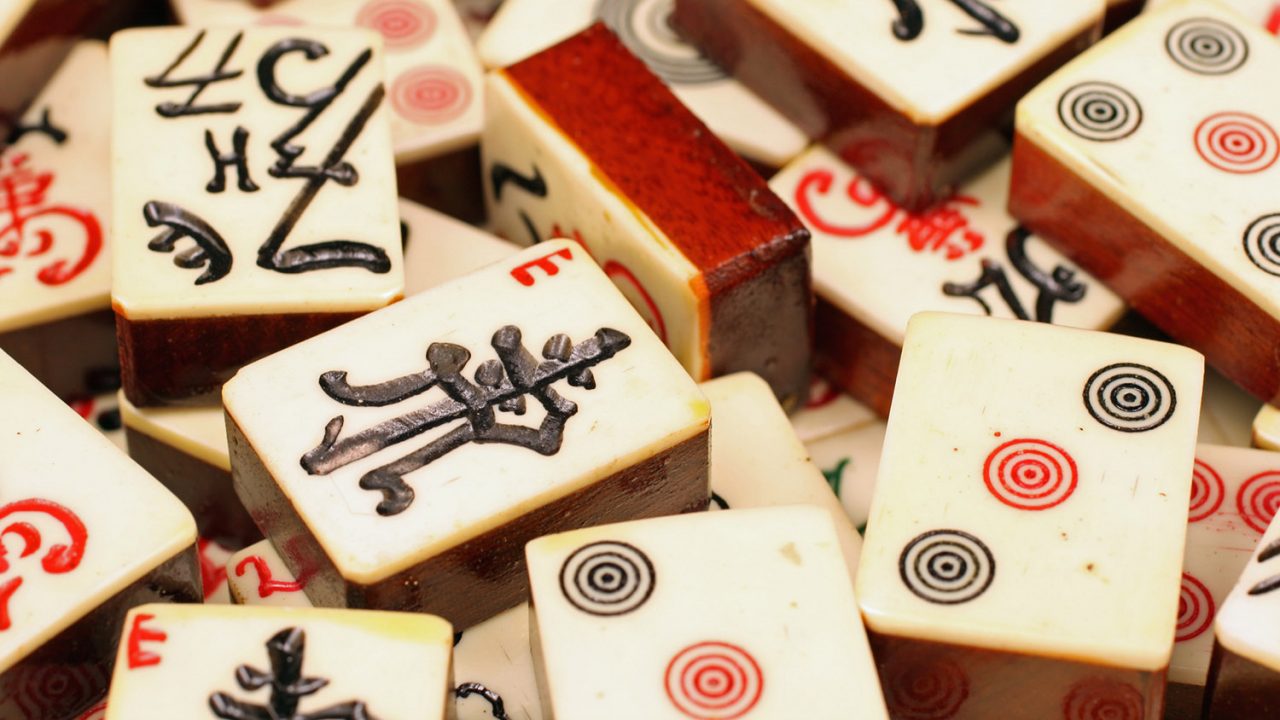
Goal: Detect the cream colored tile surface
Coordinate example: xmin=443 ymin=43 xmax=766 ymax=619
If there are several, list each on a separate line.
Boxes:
xmin=1018 ymin=0 xmax=1280 ymax=329
xmin=526 ymin=507 xmax=888 ymax=719
xmin=454 ymin=605 xmax=544 ymax=720
xmin=856 ymin=313 xmax=1203 ymax=671
xmin=0 ymin=351 xmax=196 ymax=673
xmin=400 ymin=197 xmax=516 ymax=296
xmin=771 ymin=146 xmax=1124 ymax=346
xmin=1216 ymin=511 xmax=1280 ymax=671
xmin=228 ymin=540 xmax=314 ymax=608
xmin=789 ymin=375 xmax=880 ymax=444
xmin=106 ymin=604 xmax=452 ymax=719
xmin=172 ymin=0 xmax=484 ymax=164
xmin=1147 ymin=0 xmax=1280 ymax=29
xmin=1254 ymin=402 xmax=1280 ymax=449
xmin=111 ymin=27 xmax=403 ymax=320
xmin=746 ymin=0 xmax=1103 ymax=123
xmin=483 ymin=72 xmax=706 ymax=379
xmin=702 ymin=372 xmax=862 ymax=578
xmin=119 ymin=391 xmax=230 ymax=471
xmin=476 ymin=0 xmax=805 ymax=167
xmin=224 ymin=240 xmax=708 ymax=584
xmin=806 ymin=420 xmax=888 ymax=532
xmin=1172 ymin=443 xmax=1280 ymax=685
xmin=0 ymin=42 xmax=111 ymax=333
xmin=200 ymin=538 xmax=235 ymax=605
xmin=1200 ymin=368 xmax=1263 ymax=446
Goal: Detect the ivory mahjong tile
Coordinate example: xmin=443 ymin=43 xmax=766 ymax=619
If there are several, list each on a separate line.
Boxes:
xmin=105 ymin=604 xmax=453 ymax=719
xmin=771 ymin=147 xmax=1124 ymax=417
xmin=805 ymin=419 xmax=889 ymax=533
xmin=223 ymin=240 xmax=710 ymax=629
xmin=399 ymin=196 xmax=516 ymax=296
xmin=855 ymin=312 xmax=1202 ymax=716
xmin=789 ymin=375 xmax=881 ymax=445
xmin=227 ymin=540 xmax=313 ymax=608
xmin=1012 ymin=0 xmax=1280 ymax=406
xmin=0 ymin=351 xmax=199 ymax=719
xmin=673 ymin=0 xmax=1105 ymax=211
xmin=110 ymin=26 xmax=404 ymax=405
xmin=475 ymin=0 xmax=806 ymax=169
xmin=482 ymin=25 xmax=811 ymax=407
xmin=526 ymin=507 xmax=888 ymax=719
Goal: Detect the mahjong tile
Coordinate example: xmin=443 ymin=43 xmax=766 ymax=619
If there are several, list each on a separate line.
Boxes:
xmin=1200 ymin=369 xmax=1263 ymax=447
xmin=526 ymin=507 xmax=888 ymax=718
xmin=673 ymin=0 xmax=1105 ymax=211
xmin=475 ymin=0 xmax=806 ymax=169
xmin=805 ymin=419 xmax=888 ymax=533
xmin=69 ymin=391 xmax=127 ymax=453
xmin=400 ymin=196 xmax=516 ymax=296
xmin=454 ymin=0 xmax=505 ymax=39
xmin=789 ymin=375 xmax=880 ymax=445
xmin=483 ymin=25 xmax=811 ymax=406
xmin=771 ymin=147 xmax=1124 ymax=417
xmin=1012 ymin=0 xmax=1280 ymax=407
xmin=701 ymin=372 xmax=862 ymax=577
xmin=0 ymin=42 xmax=118 ymax=400
xmin=1166 ymin=444 xmax=1280 ymax=716
xmin=1107 ymin=0 xmax=1149 ymax=33
xmin=105 ymin=604 xmax=453 ymax=719
xmin=1148 ymin=0 xmax=1280 ymax=34
xmin=198 ymin=539 xmax=236 ymax=605
xmin=1203 ymin=513 xmax=1280 ymax=718
xmin=226 ymin=540 xmax=313 ymax=608
xmin=119 ymin=394 xmax=260 ymax=548
xmin=110 ymin=26 xmax=404 ymax=406
xmin=0 ymin=350 xmax=199 ymax=720
xmin=1254 ymin=403 xmax=1280 ymax=450
xmin=171 ymin=0 xmax=484 ymax=165
xmin=223 ymin=240 xmax=710 ymax=629
xmin=855 ymin=312 xmax=1203 ymax=716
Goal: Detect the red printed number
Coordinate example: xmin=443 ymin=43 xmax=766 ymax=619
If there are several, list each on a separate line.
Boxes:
xmin=510 ymin=247 xmax=573 ymax=286
xmin=126 ymin=613 xmax=166 ymax=669
xmin=0 ymin=153 xmax=102 ymax=285
xmin=235 ymin=555 xmax=309 ymax=598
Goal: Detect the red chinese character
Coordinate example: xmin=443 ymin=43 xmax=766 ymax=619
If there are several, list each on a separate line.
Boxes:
xmin=1268 ymin=4 xmax=1280 ymax=35
xmin=0 ymin=153 xmax=102 ymax=285
xmin=895 ymin=195 xmax=985 ymax=261
xmin=793 ymin=169 xmax=897 ymax=238
xmin=0 ymin=499 xmax=88 ymax=631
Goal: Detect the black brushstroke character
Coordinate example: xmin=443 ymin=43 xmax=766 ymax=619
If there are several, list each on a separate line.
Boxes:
xmin=456 ymin=683 xmax=511 ymax=720
xmin=209 ymin=627 xmax=379 ymax=720
xmin=490 ymin=162 xmax=548 ymax=246
xmin=301 ymin=325 xmax=632 ymax=516
xmin=1248 ymin=538 xmax=1280 ymax=596
xmin=942 ymin=227 xmax=1085 ymax=322
xmin=144 ymin=30 xmax=245 ymax=117
xmin=6 ymin=107 xmax=67 ymax=145
xmin=888 ymin=0 xmax=1020 ymax=43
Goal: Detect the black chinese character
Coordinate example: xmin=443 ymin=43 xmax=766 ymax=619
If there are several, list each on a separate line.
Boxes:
xmin=942 ymin=227 xmax=1086 ymax=322
xmin=888 ymin=0 xmax=1020 ymax=43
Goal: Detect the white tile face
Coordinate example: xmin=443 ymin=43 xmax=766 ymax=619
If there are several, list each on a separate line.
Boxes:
xmin=482 ymin=72 xmax=707 ymax=379
xmin=1018 ymin=0 xmax=1280 ymax=327
xmin=1147 ymin=0 xmax=1280 ymax=31
xmin=0 ymin=42 xmax=111 ymax=334
xmin=746 ymin=0 xmax=1103 ymax=122
xmin=224 ymin=240 xmax=708 ymax=584
xmin=1254 ymin=402 xmax=1280 ymax=450
xmin=72 ymin=391 xmax=127 ymax=452
xmin=526 ymin=507 xmax=888 ymax=719
xmin=771 ymin=147 xmax=1124 ymax=346
xmin=701 ymin=373 xmax=863 ymax=578
xmin=0 ymin=351 xmax=196 ymax=673
xmin=106 ymin=604 xmax=453 ymax=719
xmin=856 ymin=313 xmax=1204 ymax=671
xmin=454 ymin=605 xmax=543 ymax=720
xmin=1173 ymin=444 xmax=1280 ymax=685
xmin=227 ymin=540 xmax=314 ymax=608
xmin=805 ymin=420 xmax=888 ymax=532
xmin=476 ymin=0 xmax=805 ymax=167
xmin=110 ymin=27 xmax=404 ymax=321
xmin=119 ymin=392 xmax=230 ymax=471
xmin=1216 ymin=511 xmax=1280 ymax=671
xmin=400 ymin=197 xmax=517 ymax=296
xmin=789 ymin=375 xmax=880 ymax=444
xmin=171 ymin=0 xmax=484 ymax=164
xmin=1199 ymin=369 xmax=1263 ymax=447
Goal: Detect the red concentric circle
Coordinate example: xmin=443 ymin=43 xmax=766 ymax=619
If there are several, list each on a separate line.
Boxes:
xmin=355 ymin=0 xmax=437 ymax=49
xmin=1237 ymin=470 xmax=1280 ymax=534
xmin=1176 ymin=572 xmax=1216 ymax=642
xmin=884 ymin=654 xmax=968 ymax=720
xmin=1062 ymin=677 xmax=1144 ymax=720
xmin=664 ymin=641 xmax=763 ymax=719
xmin=1194 ymin=112 xmax=1279 ymax=174
xmin=1188 ymin=458 xmax=1225 ymax=522
xmin=390 ymin=66 xmax=473 ymax=125
xmin=983 ymin=438 xmax=1078 ymax=511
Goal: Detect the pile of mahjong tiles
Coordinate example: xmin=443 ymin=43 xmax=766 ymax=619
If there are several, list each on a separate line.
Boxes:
xmin=7 ymin=0 xmax=1280 ymax=718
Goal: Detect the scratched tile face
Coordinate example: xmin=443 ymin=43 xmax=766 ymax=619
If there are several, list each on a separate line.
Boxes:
xmin=106 ymin=604 xmax=453 ymax=719
xmin=110 ymin=26 xmax=403 ymax=321
xmin=742 ymin=0 xmax=1104 ymax=123
xmin=0 ymin=351 xmax=196 ymax=674
xmin=771 ymin=147 xmax=1125 ymax=347
xmin=224 ymin=240 xmax=708 ymax=585
xmin=526 ymin=507 xmax=888 ymax=719
xmin=1172 ymin=444 xmax=1280 ymax=686
xmin=0 ymin=41 xmax=111 ymax=335
xmin=475 ymin=0 xmax=806 ymax=167
xmin=170 ymin=0 xmax=484 ymax=165
xmin=856 ymin=313 xmax=1203 ymax=671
